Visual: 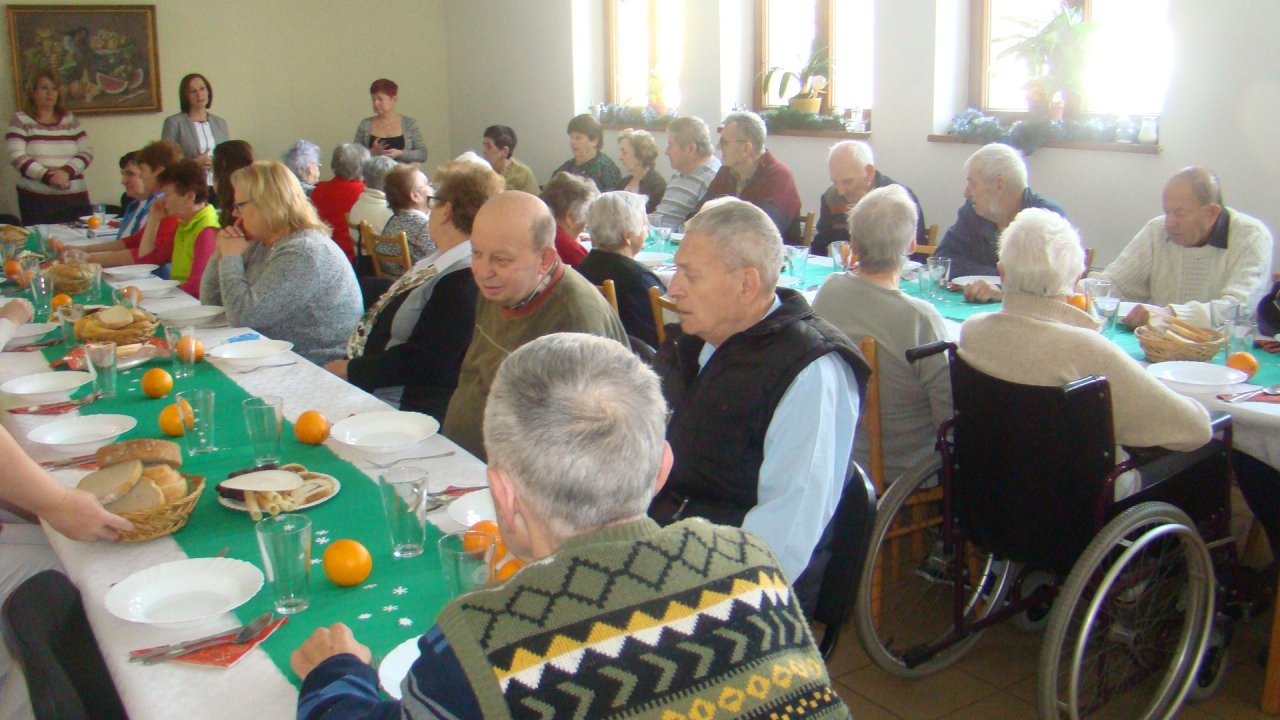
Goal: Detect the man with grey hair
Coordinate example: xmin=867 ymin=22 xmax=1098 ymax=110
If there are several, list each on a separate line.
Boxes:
xmin=346 ymin=155 xmax=395 ymax=243
xmin=812 ymin=140 xmax=927 ymax=255
xmin=291 ymin=333 xmax=852 ymax=719
xmin=311 ymin=142 xmax=370 ymax=261
xmin=697 ymin=111 xmax=803 ymax=243
xmin=936 ymin=142 xmax=1066 ymax=279
xmin=651 ymin=197 xmax=869 ymax=602
xmin=578 ymin=191 xmax=666 ymax=347
xmin=442 ymin=191 xmax=627 ymax=459
xmin=651 ymin=116 xmax=721 ymax=228
xmin=281 ymin=139 xmax=321 ymax=197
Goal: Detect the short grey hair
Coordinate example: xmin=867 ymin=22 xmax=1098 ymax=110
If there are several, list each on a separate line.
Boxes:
xmin=829 ymin=140 xmax=874 ymax=168
xmin=540 ymin=172 xmax=598 ymax=228
xmin=484 ymin=333 xmax=667 ymax=538
xmin=281 ymin=140 xmax=320 ymax=180
xmin=330 ymin=143 xmax=369 ymax=181
xmin=361 ymin=155 xmax=396 ymax=191
xmin=998 ymin=208 xmax=1085 ymax=297
xmin=722 ymin=111 xmax=767 ymax=152
xmin=1169 ymin=166 xmax=1223 ymax=206
xmin=685 ymin=198 xmax=781 ymax=292
xmin=667 ymin=116 xmax=713 ymax=157
xmin=453 ymin=150 xmax=491 ymax=170
xmin=848 ymin=185 xmax=917 ymax=274
xmin=587 ymin=191 xmax=647 ymax=251
xmin=964 ymin=143 xmax=1027 ymax=193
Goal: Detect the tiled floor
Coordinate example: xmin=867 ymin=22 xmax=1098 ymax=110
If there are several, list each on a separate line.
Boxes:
xmin=823 ymin=608 xmax=1277 ymax=719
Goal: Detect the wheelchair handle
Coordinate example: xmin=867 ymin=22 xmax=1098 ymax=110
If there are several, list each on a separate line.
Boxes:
xmin=905 ymin=341 xmax=956 ymax=364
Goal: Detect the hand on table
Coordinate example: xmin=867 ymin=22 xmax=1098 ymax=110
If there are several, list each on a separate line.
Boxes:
xmin=291 ymin=623 xmax=372 ymax=680
xmin=0 ymin=298 xmax=34 ymax=325
xmin=963 ymin=279 xmax=1003 ymax=304
xmin=43 ymin=486 xmax=133 ymax=541
xmin=324 ymin=359 xmax=349 ymax=379
xmin=216 ymin=223 xmax=251 ymax=259
xmin=1123 ymin=303 xmax=1169 ymax=331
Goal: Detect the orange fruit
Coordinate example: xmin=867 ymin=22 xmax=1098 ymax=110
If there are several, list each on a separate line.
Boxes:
xmin=495 ymin=558 xmax=525 ymax=582
xmin=1226 ymin=351 xmax=1259 ymax=379
xmin=86 ymin=216 xmax=102 ymax=230
xmin=16 ymin=269 xmax=32 ymax=288
xmin=322 ymin=539 xmax=373 ymax=587
xmin=50 ymin=293 xmax=72 ymax=310
xmin=140 ymin=368 xmax=173 ymax=398
xmin=493 ymin=537 xmax=508 ymax=564
xmin=158 ymin=400 xmax=191 ymax=437
xmin=3 ymin=260 xmax=19 ymax=279
xmin=1066 ymin=293 xmax=1089 ymax=311
xmin=294 ymin=410 xmax=330 ymax=445
xmin=176 ymin=336 xmax=204 ymax=363
xmin=121 ymin=285 xmax=143 ymax=304
xmin=49 ymin=238 xmax=65 ymax=253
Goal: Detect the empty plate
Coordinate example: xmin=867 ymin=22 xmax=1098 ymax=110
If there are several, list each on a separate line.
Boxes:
xmin=208 ymin=339 xmax=294 ymax=371
xmin=126 ymin=277 xmax=181 ymax=297
xmin=1 ymin=371 xmax=93 ymax=403
xmin=329 ymin=411 xmax=439 ymax=456
xmin=447 ymin=488 xmax=495 ymax=526
xmin=103 ymin=264 xmax=159 ymax=279
xmin=950 ymin=275 xmax=1002 ymax=287
xmin=158 ymin=305 xmax=226 ymax=327
xmin=28 ymin=414 xmax=137 ymax=455
xmin=378 ymin=636 xmax=422 ymax=700
xmin=7 ymin=322 xmax=59 ymax=344
xmin=104 ymin=558 xmax=263 ymax=625
xmin=1147 ymin=361 xmax=1247 ymax=394
xmin=635 ymin=251 xmax=674 ymax=268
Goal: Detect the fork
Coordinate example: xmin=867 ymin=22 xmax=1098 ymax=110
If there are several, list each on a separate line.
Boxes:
xmin=364 ymin=451 xmax=456 ymax=469
xmin=237 ymin=362 xmax=297 ymax=374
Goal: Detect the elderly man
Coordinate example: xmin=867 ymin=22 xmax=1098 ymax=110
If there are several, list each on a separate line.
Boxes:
xmin=291 ymin=333 xmax=852 ymax=720
xmin=650 ymin=116 xmax=721 ymax=228
xmin=650 ymin=198 xmax=868 ymax=589
xmin=936 ymin=142 xmax=1066 ymax=286
xmin=697 ymin=111 xmax=803 ymax=243
xmin=811 ymin=140 xmax=926 ymax=256
xmin=1095 ymin=167 xmax=1274 ymax=330
xmin=442 ymin=191 xmax=627 ymax=459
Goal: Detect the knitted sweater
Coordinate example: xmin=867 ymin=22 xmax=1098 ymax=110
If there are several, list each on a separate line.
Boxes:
xmin=1095 ymin=208 xmax=1274 ymax=327
xmin=442 ymin=265 xmax=628 ymax=459
xmin=700 ymin=150 xmax=802 ymax=244
xmin=551 ymin=152 xmax=622 ymax=192
xmin=502 ymin=159 xmax=540 ymax=194
xmin=6 ymin=111 xmax=92 ymax=195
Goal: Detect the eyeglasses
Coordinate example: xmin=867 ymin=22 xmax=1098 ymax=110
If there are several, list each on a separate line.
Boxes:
xmin=717 ymin=138 xmax=748 ymax=149
xmin=232 ymin=200 xmax=253 ymax=212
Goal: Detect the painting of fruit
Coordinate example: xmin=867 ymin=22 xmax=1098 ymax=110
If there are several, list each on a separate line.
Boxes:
xmin=6 ymin=5 xmax=161 ymax=116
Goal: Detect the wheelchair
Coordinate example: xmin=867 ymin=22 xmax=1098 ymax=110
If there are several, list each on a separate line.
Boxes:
xmin=853 ymin=341 xmax=1245 ymax=720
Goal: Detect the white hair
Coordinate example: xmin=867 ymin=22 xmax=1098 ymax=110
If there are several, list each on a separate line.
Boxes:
xmin=964 ymin=143 xmax=1028 ymax=193
xmin=685 ymin=198 xmax=782 ymax=292
xmin=453 ymin=150 xmax=491 ymax=170
xmin=848 ymin=185 xmax=916 ymax=274
xmin=330 ymin=143 xmax=369 ymax=181
xmin=483 ymin=333 xmax=667 ymax=539
xmin=829 ymin=140 xmax=874 ymax=168
xmin=586 ymin=191 xmax=647 ymax=252
xmin=360 ymin=155 xmax=397 ymax=191
xmin=998 ymin=208 xmax=1085 ymax=297
xmin=722 ymin=111 xmax=767 ymax=152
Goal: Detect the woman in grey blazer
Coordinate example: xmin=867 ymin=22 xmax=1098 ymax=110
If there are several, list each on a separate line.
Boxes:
xmin=161 ymin=73 xmax=229 ymax=182
xmin=353 ymin=78 xmax=426 ymax=164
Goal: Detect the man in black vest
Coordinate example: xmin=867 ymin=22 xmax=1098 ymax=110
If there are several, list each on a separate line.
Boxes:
xmin=649 ymin=198 xmax=870 ymax=592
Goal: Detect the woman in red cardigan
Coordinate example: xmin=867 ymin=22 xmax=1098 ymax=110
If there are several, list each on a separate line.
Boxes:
xmin=310 ymin=143 xmax=369 ymax=262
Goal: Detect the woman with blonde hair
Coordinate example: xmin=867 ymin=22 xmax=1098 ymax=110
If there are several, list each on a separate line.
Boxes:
xmin=616 ymin=128 xmax=666 ymax=213
xmin=6 ymin=68 xmax=93 ymax=224
xmin=200 ymin=160 xmax=362 ymax=363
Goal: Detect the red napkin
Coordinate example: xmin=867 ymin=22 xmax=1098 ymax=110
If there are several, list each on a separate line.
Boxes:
xmin=129 ymin=617 xmax=288 ymax=669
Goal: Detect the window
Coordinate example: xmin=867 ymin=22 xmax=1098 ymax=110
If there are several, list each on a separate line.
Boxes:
xmin=976 ymin=0 xmax=1172 ymax=115
xmin=756 ymin=0 xmax=874 ymax=114
xmin=606 ymin=0 xmax=683 ymax=110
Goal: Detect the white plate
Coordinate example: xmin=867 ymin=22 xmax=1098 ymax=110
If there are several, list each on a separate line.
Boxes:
xmin=900 ymin=260 xmax=922 ymax=278
xmin=157 ymin=305 xmax=226 ymax=327
xmin=1147 ymin=361 xmax=1247 ymax=394
xmin=217 ymin=474 xmax=341 ymax=514
xmin=28 ymin=414 xmax=136 ymax=455
xmin=330 ymin=411 xmax=439 ymax=456
xmin=103 ymin=263 xmax=158 ymax=279
xmin=126 ymin=277 xmax=181 ymax=297
xmin=378 ymin=636 xmax=421 ymax=700
xmin=78 ymin=214 xmax=118 ymax=224
xmin=116 ymin=343 xmax=162 ymax=370
xmin=635 ymin=251 xmax=673 ymax=268
xmin=208 ymin=339 xmax=294 ymax=371
xmin=1 ymin=371 xmax=93 ymax=403
xmin=7 ymin=322 xmax=59 ymax=344
xmin=447 ymin=488 xmax=495 ymax=526
xmin=104 ymin=558 xmax=264 ymax=625
xmin=951 ymin=275 xmax=1002 ymax=287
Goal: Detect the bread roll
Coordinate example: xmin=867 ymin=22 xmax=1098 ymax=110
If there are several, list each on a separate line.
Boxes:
xmin=105 ymin=479 xmax=165 ymax=513
xmin=76 ymin=460 xmax=143 ymax=505
xmin=96 ymin=439 xmax=182 ymax=469
xmin=142 ymin=464 xmax=187 ymax=503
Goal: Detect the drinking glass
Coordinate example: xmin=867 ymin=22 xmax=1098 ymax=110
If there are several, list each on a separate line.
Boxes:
xmin=926 ymin=257 xmax=951 ymax=303
xmin=87 ymin=262 xmax=104 ymax=298
xmin=827 ymin=241 xmax=851 ymax=271
xmin=92 ymin=204 xmax=106 ymax=226
xmin=1232 ymin=305 xmax=1258 ymax=355
xmin=378 ymin=466 xmax=429 ymax=558
xmin=783 ymin=245 xmax=810 ymax=283
xmin=84 ymin=341 xmax=117 ymax=399
xmin=28 ymin=270 xmax=52 ymax=316
xmin=163 ymin=324 xmax=197 ymax=379
xmin=255 ymin=514 xmax=311 ymax=615
xmin=438 ymin=530 xmax=495 ymax=598
xmin=56 ymin=304 xmax=84 ymax=347
xmin=1079 ymin=278 xmax=1112 ymax=318
xmin=176 ymin=388 xmax=217 ymax=455
xmin=242 ymin=395 xmax=283 ymax=464
xmin=1093 ymin=294 xmax=1121 ymax=336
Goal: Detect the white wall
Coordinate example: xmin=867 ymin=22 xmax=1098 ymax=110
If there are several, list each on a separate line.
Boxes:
xmin=0 ymin=0 xmax=450 ymax=217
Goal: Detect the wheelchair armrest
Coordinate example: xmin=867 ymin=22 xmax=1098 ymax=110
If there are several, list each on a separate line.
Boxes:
xmin=1208 ymin=411 xmax=1232 ymax=434
xmin=906 ymin=341 xmax=955 ymax=364
xmin=1120 ymin=445 xmax=1175 ymax=468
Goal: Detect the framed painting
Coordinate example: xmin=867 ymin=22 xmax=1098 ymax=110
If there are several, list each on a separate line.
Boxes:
xmin=6 ymin=5 xmax=160 ymax=115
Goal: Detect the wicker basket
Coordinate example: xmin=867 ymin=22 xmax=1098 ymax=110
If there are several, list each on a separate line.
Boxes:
xmin=116 ymin=473 xmax=205 ymax=543
xmin=1135 ymin=318 xmax=1224 ymax=363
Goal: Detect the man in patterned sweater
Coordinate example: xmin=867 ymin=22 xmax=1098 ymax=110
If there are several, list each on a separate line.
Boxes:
xmin=292 ymin=333 xmax=850 ymax=719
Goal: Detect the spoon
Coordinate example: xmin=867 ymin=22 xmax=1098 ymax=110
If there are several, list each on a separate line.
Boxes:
xmin=1225 ymin=384 xmax=1280 ymax=404
xmin=365 ymin=451 xmax=456 ymax=469
xmin=136 ymin=611 xmax=275 ymax=664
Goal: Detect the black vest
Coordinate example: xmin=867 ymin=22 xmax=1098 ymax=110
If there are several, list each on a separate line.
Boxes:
xmin=650 ymin=288 xmax=870 ymax=527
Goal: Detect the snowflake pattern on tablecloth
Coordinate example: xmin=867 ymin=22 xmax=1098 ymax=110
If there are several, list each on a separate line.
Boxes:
xmin=399 ymin=617 xmax=413 ymax=627
xmin=315 ymin=529 xmax=329 ymax=536
xmin=358 ymin=613 xmax=372 ymax=620
xmin=392 ymin=586 xmax=407 ymax=595
xmin=310 ymin=558 xmax=322 ymax=565
xmin=315 ymin=536 xmax=331 ymax=545
xmin=363 ymin=583 xmax=378 ymax=590
xmin=383 ymin=605 xmax=398 ymax=612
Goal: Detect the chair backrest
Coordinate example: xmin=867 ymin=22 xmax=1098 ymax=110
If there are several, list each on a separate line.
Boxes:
xmin=950 ymin=354 xmax=1117 ymax=574
xmin=1084 ymin=247 xmax=1095 ymax=271
xmin=799 ymin=211 xmax=818 ymax=247
xmin=857 ymin=336 xmax=885 ymax=494
xmin=359 ymin=220 xmax=412 ymax=279
xmin=647 ymin=285 xmax=678 ymax=346
xmin=2 ymin=570 xmax=128 ymax=720
xmin=594 ymin=278 xmax=619 ymax=315
xmin=809 ymin=463 xmax=878 ymax=660
xmin=925 ymin=223 xmax=939 ymax=246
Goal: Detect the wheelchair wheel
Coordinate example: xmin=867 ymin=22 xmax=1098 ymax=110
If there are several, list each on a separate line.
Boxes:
xmin=1011 ymin=569 xmax=1057 ymax=634
xmin=854 ymin=454 xmax=1013 ymax=677
xmin=1037 ymin=503 xmax=1214 ymax=720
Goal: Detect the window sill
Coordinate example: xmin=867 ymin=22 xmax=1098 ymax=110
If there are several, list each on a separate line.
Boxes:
xmin=770 ymin=128 xmax=871 ymax=140
xmin=927 ymin=134 xmax=1161 ymax=155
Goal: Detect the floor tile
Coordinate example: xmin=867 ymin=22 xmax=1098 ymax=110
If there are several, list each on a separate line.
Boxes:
xmin=832 ymin=679 xmax=903 ymax=720
xmin=942 ymin=691 xmax=1037 ymax=720
xmin=843 ymin=661 xmax=998 ymax=719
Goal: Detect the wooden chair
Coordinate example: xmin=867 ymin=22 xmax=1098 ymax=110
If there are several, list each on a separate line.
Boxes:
xmin=798 ymin=211 xmax=817 ymax=247
xmin=594 ymin=279 xmax=619 ymax=315
xmin=858 ymin=336 xmax=884 ymax=495
xmin=913 ymin=224 xmax=940 ymax=258
xmin=648 ymin=285 xmax=678 ymax=346
xmin=360 ymin=221 xmax=412 ymax=280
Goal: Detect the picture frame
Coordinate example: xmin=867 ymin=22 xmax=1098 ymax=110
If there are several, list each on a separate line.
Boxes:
xmin=6 ymin=4 xmax=160 ymax=116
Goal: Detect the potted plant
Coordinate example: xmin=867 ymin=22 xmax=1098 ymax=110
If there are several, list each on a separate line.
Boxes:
xmin=763 ymin=45 xmax=830 ymax=114
xmin=997 ymin=4 xmax=1095 ymax=119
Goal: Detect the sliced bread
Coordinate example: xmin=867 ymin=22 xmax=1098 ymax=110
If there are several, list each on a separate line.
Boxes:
xmin=105 ymin=478 xmax=166 ymax=514
xmin=142 ymin=464 xmax=187 ymax=504
xmin=76 ymin=460 xmax=143 ymax=505
xmin=96 ymin=439 xmax=183 ymax=469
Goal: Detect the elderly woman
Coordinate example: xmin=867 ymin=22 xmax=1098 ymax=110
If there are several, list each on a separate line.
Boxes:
xmin=576 ymin=191 xmax=666 ymax=348
xmin=616 ymin=128 xmax=666 ymax=213
xmin=347 ymin=155 xmax=396 ymax=242
xmin=6 ymin=68 xmax=92 ymax=224
xmin=82 ymin=140 xmax=183 ymax=265
xmin=310 ymin=143 xmax=369 ymax=262
xmin=481 ymin=125 xmax=539 ymax=194
xmin=114 ymin=152 xmax=150 ymax=240
xmin=212 ymin=140 xmax=254 ymax=226
xmin=326 ymin=159 xmax=504 ymax=419
xmin=540 ymin=172 xmax=597 ymax=267
xmin=160 ymin=73 xmax=229 ymax=186
xmin=200 ymin=161 xmax=362 ymax=364
xmin=812 ymin=185 xmax=952 ymax=485
xmin=959 ymin=208 xmax=1210 ymax=499
xmin=354 ymin=78 xmax=426 ymax=164
xmin=282 ymin=140 xmax=321 ymax=197
xmin=550 ymin=113 xmax=620 ymax=192
xmin=378 ymin=164 xmax=436 ymax=275
xmin=145 ymin=160 xmax=220 ymax=296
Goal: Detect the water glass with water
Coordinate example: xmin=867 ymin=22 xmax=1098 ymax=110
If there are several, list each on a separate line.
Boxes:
xmin=255 ymin=514 xmax=311 ymax=614
xmin=783 ymin=245 xmax=811 ymax=283
xmin=926 ymin=257 xmax=951 ymax=298
xmin=438 ymin=530 xmax=495 ymax=598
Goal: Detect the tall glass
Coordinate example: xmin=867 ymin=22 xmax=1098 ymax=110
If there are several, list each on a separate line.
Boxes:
xmin=56 ymin=303 xmax=84 ymax=347
xmin=242 ymin=395 xmax=283 ymax=464
xmin=378 ymin=466 xmax=429 ymax=558
xmin=1232 ymin=305 xmax=1258 ymax=356
xmin=783 ymin=245 xmax=811 ymax=283
xmin=84 ymin=341 xmax=117 ymax=399
xmin=176 ymin=388 xmax=217 ymax=455
xmin=163 ymin=324 xmax=197 ymax=379
xmin=28 ymin=270 xmax=52 ymax=316
xmin=926 ymin=257 xmax=951 ymax=303
xmin=255 ymin=514 xmax=311 ymax=614
xmin=437 ymin=530 xmax=495 ymax=598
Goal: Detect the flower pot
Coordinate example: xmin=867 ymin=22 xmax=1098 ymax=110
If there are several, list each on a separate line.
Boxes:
xmin=788 ymin=97 xmax=821 ymax=114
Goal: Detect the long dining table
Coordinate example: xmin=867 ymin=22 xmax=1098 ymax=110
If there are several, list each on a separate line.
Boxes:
xmin=1 ymin=260 xmax=486 ymax=718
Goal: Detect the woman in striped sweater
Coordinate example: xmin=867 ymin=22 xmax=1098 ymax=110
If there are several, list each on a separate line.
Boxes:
xmin=6 ymin=68 xmax=93 ymax=224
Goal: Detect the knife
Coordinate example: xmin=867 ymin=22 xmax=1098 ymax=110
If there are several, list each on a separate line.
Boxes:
xmin=8 ymin=392 xmax=99 ymax=415
xmin=40 ymin=454 xmax=97 ymax=470
xmin=7 ymin=339 xmax=61 ymax=352
xmin=133 ymin=611 xmax=275 ymax=664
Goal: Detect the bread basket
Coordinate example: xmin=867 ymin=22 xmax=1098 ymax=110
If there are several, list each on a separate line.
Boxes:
xmin=1135 ymin=317 xmax=1224 ymax=363
xmin=116 ymin=473 xmax=205 ymax=542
